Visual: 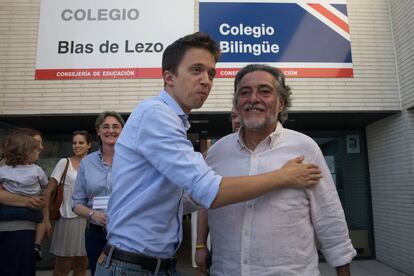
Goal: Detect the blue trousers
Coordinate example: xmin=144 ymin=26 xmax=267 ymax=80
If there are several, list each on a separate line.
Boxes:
xmin=85 ymin=223 xmax=107 ymax=276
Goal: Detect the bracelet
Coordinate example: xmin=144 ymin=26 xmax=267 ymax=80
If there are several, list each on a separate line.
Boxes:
xmin=196 ymin=244 xmax=207 ymax=249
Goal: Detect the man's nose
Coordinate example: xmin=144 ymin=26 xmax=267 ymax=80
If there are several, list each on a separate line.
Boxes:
xmin=248 ymin=90 xmax=260 ymax=102
xmin=200 ymin=71 xmax=211 ymax=85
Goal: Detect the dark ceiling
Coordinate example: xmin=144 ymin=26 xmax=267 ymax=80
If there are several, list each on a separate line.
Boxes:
xmin=0 ymin=111 xmax=399 ymax=137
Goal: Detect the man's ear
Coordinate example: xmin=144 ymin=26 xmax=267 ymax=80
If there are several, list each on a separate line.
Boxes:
xmin=278 ymin=98 xmax=285 ymax=112
xmin=163 ymin=70 xmax=175 ymax=87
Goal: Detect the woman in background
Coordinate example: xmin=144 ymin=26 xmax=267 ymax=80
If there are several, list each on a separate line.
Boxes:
xmin=45 ymin=130 xmax=92 ymax=276
xmin=72 ymin=111 xmax=124 ymax=275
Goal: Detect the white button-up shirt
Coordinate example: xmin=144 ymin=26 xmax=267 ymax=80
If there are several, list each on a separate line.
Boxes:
xmin=206 ymin=123 xmax=356 ymax=276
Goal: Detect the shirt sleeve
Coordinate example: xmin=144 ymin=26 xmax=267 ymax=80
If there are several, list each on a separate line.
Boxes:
xmin=37 ymin=167 xmax=49 ymax=188
xmin=307 ymin=146 xmax=357 ymax=267
xmin=72 ymin=158 xmax=89 ymax=208
xmin=182 ymin=192 xmax=202 ymax=214
xmin=135 ymin=103 xmax=221 ymax=208
xmin=50 ymin=158 xmax=66 ymax=184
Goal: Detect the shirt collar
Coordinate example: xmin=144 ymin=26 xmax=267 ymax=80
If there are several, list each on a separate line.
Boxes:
xmin=97 ymin=148 xmax=111 ymax=166
xmin=97 ymin=148 xmax=106 ymax=164
xmin=159 ymin=90 xmax=191 ymax=130
xmin=237 ymin=121 xmax=284 ymax=151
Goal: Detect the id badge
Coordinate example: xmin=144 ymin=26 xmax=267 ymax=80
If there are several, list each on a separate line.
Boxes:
xmin=92 ymin=196 xmax=110 ymax=210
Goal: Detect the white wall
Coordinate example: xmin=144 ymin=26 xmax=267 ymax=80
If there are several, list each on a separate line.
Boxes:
xmin=365 ymin=1 xmax=414 ymax=274
xmin=366 ymin=112 xmax=414 ymax=275
xmin=0 ymin=0 xmax=400 ymax=115
xmin=390 ymin=0 xmax=414 ymax=110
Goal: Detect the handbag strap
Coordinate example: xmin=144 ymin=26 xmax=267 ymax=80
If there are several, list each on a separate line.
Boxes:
xmin=59 ymin=158 xmax=70 ymax=186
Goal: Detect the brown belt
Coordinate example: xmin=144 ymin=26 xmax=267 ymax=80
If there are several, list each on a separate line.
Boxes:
xmin=103 ymin=244 xmax=177 ymax=272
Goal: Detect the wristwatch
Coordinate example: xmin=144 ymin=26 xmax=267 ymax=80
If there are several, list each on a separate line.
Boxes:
xmin=88 ymin=210 xmax=96 ymax=220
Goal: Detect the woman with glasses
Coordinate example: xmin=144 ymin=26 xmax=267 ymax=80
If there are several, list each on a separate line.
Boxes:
xmin=72 ymin=111 xmax=124 ymax=275
xmin=44 ymin=130 xmax=92 ymax=276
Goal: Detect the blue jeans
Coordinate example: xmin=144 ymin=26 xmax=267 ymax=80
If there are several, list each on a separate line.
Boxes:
xmin=95 ymin=251 xmax=179 ymax=276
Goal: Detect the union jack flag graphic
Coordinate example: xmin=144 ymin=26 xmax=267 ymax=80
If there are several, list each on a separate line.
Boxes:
xmin=298 ymin=1 xmax=350 ymax=41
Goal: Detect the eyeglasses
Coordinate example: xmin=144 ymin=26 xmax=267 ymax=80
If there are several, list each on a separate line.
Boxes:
xmin=100 ymin=124 xmax=122 ymax=131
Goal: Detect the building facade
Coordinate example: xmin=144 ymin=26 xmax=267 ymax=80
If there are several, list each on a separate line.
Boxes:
xmin=0 ymin=0 xmax=413 ymax=274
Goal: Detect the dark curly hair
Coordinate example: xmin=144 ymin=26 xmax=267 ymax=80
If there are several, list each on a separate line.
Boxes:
xmin=3 ymin=133 xmax=40 ymax=167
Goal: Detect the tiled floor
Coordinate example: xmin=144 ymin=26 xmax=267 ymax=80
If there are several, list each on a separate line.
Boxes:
xmin=319 ymin=260 xmax=409 ymax=276
xmin=36 ymin=220 xmax=409 ymax=276
xmin=36 ymin=260 xmax=409 ymax=276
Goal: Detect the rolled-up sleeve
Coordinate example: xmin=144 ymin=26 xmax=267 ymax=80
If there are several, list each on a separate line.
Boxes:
xmin=307 ymin=147 xmax=357 ymax=267
xmin=72 ymin=159 xmax=88 ymax=208
xmin=136 ymin=103 xmax=221 ymax=208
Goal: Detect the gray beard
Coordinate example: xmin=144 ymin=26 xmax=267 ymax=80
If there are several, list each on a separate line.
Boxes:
xmin=241 ymin=114 xmax=278 ymax=130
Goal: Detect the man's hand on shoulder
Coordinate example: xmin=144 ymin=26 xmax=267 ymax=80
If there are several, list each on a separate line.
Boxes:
xmin=280 ymin=155 xmax=322 ymax=188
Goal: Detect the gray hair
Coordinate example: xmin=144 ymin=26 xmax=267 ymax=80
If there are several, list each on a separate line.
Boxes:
xmin=95 ymin=111 xmax=125 ymax=129
xmin=233 ymin=64 xmax=292 ymax=124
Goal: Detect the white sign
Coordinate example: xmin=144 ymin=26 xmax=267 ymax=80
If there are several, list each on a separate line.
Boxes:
xmin=35 ymin=0 xmax=195 ymax=80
